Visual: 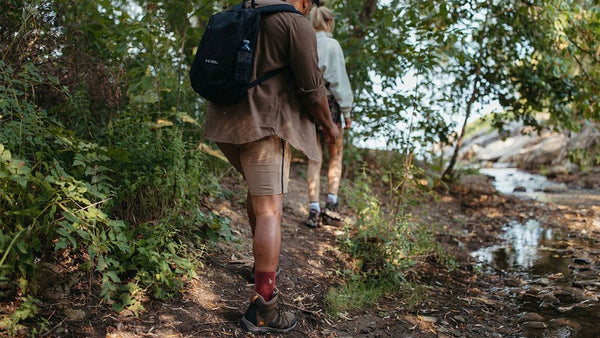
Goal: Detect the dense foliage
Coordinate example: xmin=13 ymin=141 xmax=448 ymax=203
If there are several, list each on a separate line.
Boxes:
xmin=0 ymin=1 xmax=233 ymax=330
xmin=327 ymin=0 xmax=599 ymax=174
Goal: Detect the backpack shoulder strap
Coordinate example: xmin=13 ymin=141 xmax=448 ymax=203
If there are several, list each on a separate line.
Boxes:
xmin=248 ymin=67 xmax=290 ymax=89
xmin=243 ymin=2 xmax=301 ymax=89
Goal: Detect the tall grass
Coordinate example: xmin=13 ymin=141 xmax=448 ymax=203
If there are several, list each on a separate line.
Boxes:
xmin=326 ymin=165 xmax=439 ymax=317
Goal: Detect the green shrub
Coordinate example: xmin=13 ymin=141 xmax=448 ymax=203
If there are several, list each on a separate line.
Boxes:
xmin=103 ymin=117 xmax=226 ymax=223
xmin=327 ymin=167 xmax=437 ymax=317
xmin=1 ymin=1 xmax=235 ymax=329
xmin=0 ymin=60 xmax=230 ymax=317
xmin=344 ymin=169 xmax=420 ymax=283
xmin=0 ymin=296 xmax=41 ymax=335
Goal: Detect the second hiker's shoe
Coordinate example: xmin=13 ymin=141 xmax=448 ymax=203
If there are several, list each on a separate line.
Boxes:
xmin=304 ymin=209 xmax=321 ymax=228
xmin=322 ymin=201 xmax=343 ymax=226
xmin=240 ymin=292 xmax=297 ymax=334
xmin=325 ymin=201 xmax=339 ymax=213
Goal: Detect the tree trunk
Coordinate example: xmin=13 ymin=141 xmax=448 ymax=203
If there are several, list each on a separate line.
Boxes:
xmin=351 ymin=0 xmax=377 ymax=38
xmin=443 ymin=73 xmax=480 ymax=181
xmin=359 ymin=0 xmax=377 ymax=26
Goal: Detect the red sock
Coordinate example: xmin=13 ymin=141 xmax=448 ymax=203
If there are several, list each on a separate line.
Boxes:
xmin=254 ymin=271 xmax=276 ymax=301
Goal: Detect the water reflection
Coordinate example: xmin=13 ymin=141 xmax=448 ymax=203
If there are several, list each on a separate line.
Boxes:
xmin=473 ymin=165 xmax=600 ymax=337
xmin=480 ymin=167 xmax=556 ymax=195
xmin=480 ymin=165 xmax=600 ymax=209
xmin=471 ymin=220 xmax=598 ymax=337
xmin=472 ymin=220 xmax=565 ymax=273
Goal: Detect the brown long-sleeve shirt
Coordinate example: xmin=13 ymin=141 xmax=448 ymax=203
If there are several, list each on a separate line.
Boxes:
xmin=203 ymin=0 xmax=327 ymax=161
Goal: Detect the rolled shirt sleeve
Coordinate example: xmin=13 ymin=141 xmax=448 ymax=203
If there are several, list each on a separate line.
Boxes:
xmin=289 ymin=16 xmax=327 ymax=106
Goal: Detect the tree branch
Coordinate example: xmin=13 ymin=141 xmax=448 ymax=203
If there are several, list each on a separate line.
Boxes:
xmin=563 ymin=31 xmax=600 ymax=86
xmin=352 ymin=0 xmax=377 ymax=39
xmin=359 ymin=0 xmax=377 ymax=26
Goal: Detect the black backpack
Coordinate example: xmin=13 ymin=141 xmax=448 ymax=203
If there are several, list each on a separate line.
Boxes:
xmin=190 ymin=0 xmax=300 ymax=104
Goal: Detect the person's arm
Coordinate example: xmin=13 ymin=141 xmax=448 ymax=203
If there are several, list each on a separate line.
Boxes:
xmin=320 ymin=38 xmax=353 ymax=130
xmin=303 ymin=96 xmax=339 ymax=143
xmin=288 ymin=17 xmax=339 ymax=143
xmin=344 ymin=116 xmax=352 ymax=130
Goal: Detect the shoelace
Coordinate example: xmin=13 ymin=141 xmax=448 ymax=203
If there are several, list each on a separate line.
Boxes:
xmin=271 ymin=302 xmax=291 ymax=327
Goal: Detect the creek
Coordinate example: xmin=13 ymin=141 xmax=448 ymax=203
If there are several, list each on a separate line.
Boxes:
xmin=472 ymin=165 xmax=600 ymax=338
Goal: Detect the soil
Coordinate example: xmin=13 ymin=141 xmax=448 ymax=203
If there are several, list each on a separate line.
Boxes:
xmin=4 ymin=160 xmax=600 ymax=337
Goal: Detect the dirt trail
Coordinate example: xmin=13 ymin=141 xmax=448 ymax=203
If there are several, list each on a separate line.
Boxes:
xmin=26 ymin=163 xmax=600 ymax=337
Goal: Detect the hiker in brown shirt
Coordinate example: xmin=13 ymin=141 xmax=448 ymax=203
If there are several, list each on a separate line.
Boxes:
xmin=203 ymin=0 xmax=338 ymax=333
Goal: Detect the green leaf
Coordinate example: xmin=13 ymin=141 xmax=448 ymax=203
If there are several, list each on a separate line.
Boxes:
xmin=97 ymin=255 xmax=108 ymax=272
xmin=1 ymin=148 xmax=11 ymax=161
xmin=16 ymin=240 xmax=28 ymax=254
xmin=63 ymin=211 xmax=81 ymax=224
xmin=106 ymin=270 xmax=121 ymax=283
xmin=55 ymin=237 xmax=69 ymax=251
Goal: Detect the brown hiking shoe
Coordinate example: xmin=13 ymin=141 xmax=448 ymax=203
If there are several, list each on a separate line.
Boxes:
xmin=240 ymin=293 xmax=297 ymax=333
xmin=325 ymin=201 xmax=339 ymax=212
xmin=322 ymin=202 xmax=343 ymax=226
xmin=303 ymin=209 xmax=321 ymax=228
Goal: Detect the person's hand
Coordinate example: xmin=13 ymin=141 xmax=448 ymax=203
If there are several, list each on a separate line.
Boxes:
xmin=322 ymin=122 xmax=339 ymax=144
xmin=344 ymin=117 xmax=352 ymax=130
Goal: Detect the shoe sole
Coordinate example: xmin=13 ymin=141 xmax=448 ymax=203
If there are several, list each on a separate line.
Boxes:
xmin=322 ymin=220 xmax=343 ymax=226
xmin=322 ymin=216 xmax=343 ymax=226
xmin=240 ymin=317 xmax=298 ymax=333
xmin=323 ymin=208 xmax=342 ymax=218
xmin=303 ymin=221 xmax=320 ymax=228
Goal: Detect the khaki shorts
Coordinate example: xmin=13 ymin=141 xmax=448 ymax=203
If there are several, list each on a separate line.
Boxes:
xmin=217 ymin=135 xmax=291 ymax=196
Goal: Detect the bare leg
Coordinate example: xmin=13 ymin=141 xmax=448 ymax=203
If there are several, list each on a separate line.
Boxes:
xmin=307 ymin=134 xmax=323 ymax=203
xmin=250 ymin=194 xmax=283 ymax=272
xmin=247 ymin=192 xmax=256 ymax=236
xmin=327 ymin=126 xmax=344 ymax=196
